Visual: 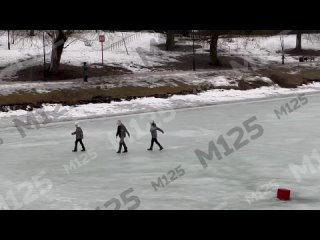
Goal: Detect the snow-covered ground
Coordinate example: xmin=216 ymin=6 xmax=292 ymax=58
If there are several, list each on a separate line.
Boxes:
xmin=1 ymin=91 xmax=320 ymax=209
xmin=0 ymin=31 xmax=179 ymax=80
xmin=1 ymin=31 xmax=320 ymax=81
xmin=219 ymin=34 xmax=320 ymax=66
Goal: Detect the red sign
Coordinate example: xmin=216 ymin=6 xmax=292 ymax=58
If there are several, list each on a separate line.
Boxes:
xmin=99 ymin=35 xmax=105 ymax=42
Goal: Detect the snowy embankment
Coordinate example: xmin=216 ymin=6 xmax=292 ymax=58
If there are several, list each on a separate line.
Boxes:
xmin=1 ymin=82 xmax=320 ymax=129
xmin=0 ymin=69 xmax=251 ymax=96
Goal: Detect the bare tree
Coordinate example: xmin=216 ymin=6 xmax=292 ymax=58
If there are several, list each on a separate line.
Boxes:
xmin=295 ymin=31 xmax=320 ymax=51
xmin=280 ymin=35 xmax=285 ymax=64
xmin=46 ymin=30 xmax=75 ymax=73
xmin=296 ymin=31 xmax=302 ymax=51
xmin=209 ymin=31 xmax=220 ymax=65
xmin=166 ymin=30 xmax=175 ymax=50
xmin=197 ymin=30 xmax=230 ymax=66
xmin=199 ymin=30 xmax=278 ymax=66
xmin=11 ymin=30 xmax=15 ymax=44
xmin=7 ymin=30 xmax=10 ymax=50
xmin=5 ymin=30 xmax=91 ymax=75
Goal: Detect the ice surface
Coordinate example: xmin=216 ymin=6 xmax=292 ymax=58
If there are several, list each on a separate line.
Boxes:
xmin=1 ymin=92 xmax=320 ymax=209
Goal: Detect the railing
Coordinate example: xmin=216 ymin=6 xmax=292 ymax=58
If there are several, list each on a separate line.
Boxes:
xmin=106 ymin=32 xmax=143 ymax=51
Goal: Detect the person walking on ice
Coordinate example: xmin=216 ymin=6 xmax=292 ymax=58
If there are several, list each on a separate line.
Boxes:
xmin=116 ymin=120 xmax=130 ymax=154
xmin=72 ymin=122 xmax=86 ymax=152
xmin=147 ymin=121 xmax=164 ymax=151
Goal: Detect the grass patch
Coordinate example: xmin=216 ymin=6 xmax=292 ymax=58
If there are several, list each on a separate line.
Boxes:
xmin=299 ymin=70 xmax=320 ymax=81
xmin=0 ymin=83 xmax=200 ymax=110
xmin=260 ymin=69 xmax=307 ymax=88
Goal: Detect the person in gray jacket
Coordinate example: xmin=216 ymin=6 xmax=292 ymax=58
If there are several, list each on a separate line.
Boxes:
xmin=116 ymin=120 xmax=130 ymax=153
xmin=72 ymin=122 xmax=86 ymax=152
xmin=147 ymin=121 xmax=164 ymax=151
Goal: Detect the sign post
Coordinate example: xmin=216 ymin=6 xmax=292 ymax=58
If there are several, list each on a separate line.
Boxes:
xmin=99 ymin=35 xmax=105 ymax=65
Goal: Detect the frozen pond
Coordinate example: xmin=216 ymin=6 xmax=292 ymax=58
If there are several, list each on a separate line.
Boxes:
xmin=1 ymin=92 xmax=320 ymax=209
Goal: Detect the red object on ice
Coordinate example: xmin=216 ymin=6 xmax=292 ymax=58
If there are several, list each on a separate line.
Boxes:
xmin=277 ymin=188 xmax=291 ymax=201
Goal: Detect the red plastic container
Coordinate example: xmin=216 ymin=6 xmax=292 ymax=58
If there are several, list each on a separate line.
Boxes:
xmin=277 ymin=188 xmax=291 ymax=201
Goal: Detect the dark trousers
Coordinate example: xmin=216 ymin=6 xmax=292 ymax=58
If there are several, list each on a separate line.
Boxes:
xmin=74 ymin=139 xmax=85 ymax=151
xmin=84 ymin=76 xmax=88 ymax=82
xmin=150 ymin=138 xmax=162 ymax=149
xmin=118 ymin=137 xmax=127 ymax=152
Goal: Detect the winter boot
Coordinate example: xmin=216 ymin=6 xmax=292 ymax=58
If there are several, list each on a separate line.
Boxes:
xmin=122 ymin=142 xmax=128 ymax=153
xmin=117 ymin=143 xmax=122 ymax=154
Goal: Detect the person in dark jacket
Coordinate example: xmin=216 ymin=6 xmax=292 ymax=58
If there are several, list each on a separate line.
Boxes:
xmin=72 ymin=122 xmax=86 ymax=152
xmin=147 ymin=121 xmax=164 ymax=151
xmin=116 ymin=120 xmax=130 ymax=153
xmin=83 ymin=62 xmax=88 ymax=82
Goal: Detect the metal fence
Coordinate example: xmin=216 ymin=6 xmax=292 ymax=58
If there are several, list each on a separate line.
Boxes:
xmin=106 ymin=32 xmax=143 ymax=51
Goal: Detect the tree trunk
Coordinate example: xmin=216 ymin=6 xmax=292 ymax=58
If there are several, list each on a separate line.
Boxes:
xmin=166 ymin=30 xmax=175 ymax=51
xmin=296 ymin=32 xmax=302 ymax=51
xmin=7 ymin=30 xmax=10 ymax=50
xmin=29 ymin=30 xmax=35 ymax=36
xmin=49 ymin=30 xmax=67 ymax=73
xmin=210 ymin=33 xmax=219 ymax=65
xmin=11 ymin=31 xmax=14 ymax=44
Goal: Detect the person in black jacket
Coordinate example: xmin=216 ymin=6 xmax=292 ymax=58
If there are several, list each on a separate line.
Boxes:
xmin=116 ymin=120 xmax=130 ymax=153
xmin=147 ymin=121 xmax=164 ymax=151
xmin=72 ymin=122 xmax=86 ymax=152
